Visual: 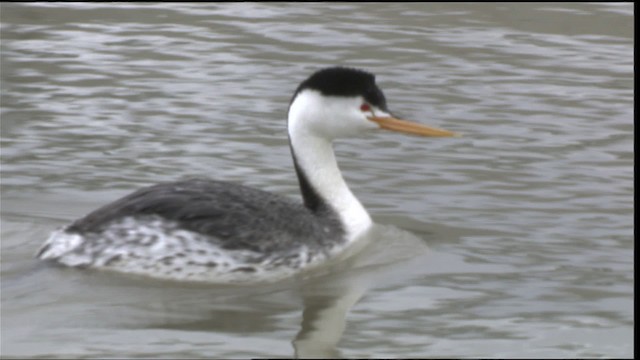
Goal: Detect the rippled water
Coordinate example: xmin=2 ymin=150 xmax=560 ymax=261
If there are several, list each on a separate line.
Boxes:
xmin=1 ymin=2 xmax=633 ymax=358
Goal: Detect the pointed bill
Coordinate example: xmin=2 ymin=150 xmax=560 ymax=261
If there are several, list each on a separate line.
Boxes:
xmin=368 ymin=116 xmax=459 ymax=137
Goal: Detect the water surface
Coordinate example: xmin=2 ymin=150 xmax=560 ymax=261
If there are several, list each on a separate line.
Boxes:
xmin=1 ymin=2 xmax=633 ymax=358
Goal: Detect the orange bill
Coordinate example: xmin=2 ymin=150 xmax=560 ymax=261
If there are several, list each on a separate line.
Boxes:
xmin=368 ymin=116 xmax=459 ymax=137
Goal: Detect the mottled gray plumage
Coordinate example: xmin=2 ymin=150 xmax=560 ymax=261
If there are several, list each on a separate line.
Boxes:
xmin=64 ymin=178 xmax=345 ymax=254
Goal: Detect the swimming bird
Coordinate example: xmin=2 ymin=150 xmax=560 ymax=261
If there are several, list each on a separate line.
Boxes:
xmin=36 ymin=66 xmax=456 ymax=283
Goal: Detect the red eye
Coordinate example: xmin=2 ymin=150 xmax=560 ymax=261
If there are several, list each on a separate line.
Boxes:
xmin=360 ymin=103 xmax=371 ymax=112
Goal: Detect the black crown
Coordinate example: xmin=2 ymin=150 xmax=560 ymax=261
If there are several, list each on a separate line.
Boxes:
xmin=292 ymin=67 xmax=388 ymax=111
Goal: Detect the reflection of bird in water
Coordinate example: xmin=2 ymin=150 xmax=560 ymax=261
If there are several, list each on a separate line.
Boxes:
xmin=37 ymin=67 xmax=456 ymax=283
xmin=295 ymin=286 xmax=367 ymax=358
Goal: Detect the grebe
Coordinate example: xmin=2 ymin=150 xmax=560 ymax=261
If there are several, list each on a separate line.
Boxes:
xmin=36 ymin=67 xmax=456 ymax=283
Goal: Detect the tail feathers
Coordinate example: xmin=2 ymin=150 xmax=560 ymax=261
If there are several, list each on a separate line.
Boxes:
xmin=36 ymin=228 xmax=83 ymax=260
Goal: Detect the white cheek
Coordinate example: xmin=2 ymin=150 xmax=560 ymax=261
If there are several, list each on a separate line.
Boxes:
xmin=288 ymin=90 xmax=376 ymax=139
xmin=336 ymin=109 xmax=373 ymax=135
xmin=288 ymin=90 xmax=322 ymax=136
xmin=360 ymin=113 xmax=379 ymax=131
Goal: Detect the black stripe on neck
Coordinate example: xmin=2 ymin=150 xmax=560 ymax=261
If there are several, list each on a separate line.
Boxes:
xmin=289 ymin=142 xmax=347 ymax=244
xmin=289 ymin=141 xmax=333 ymax=215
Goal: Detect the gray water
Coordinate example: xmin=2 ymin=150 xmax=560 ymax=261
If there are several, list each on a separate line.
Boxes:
xmin=0 ymin=2 xmax=634 ymax=358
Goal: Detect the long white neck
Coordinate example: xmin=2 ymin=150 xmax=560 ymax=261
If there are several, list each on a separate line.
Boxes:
xmin=287 ymin=90 xmax=375 ymax=243
xmin=289 ymin=132 xmax=373 ymax=243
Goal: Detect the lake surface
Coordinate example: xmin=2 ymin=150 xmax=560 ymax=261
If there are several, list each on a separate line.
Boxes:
xmin=0 ymin=2 xmax=633 ymax=358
